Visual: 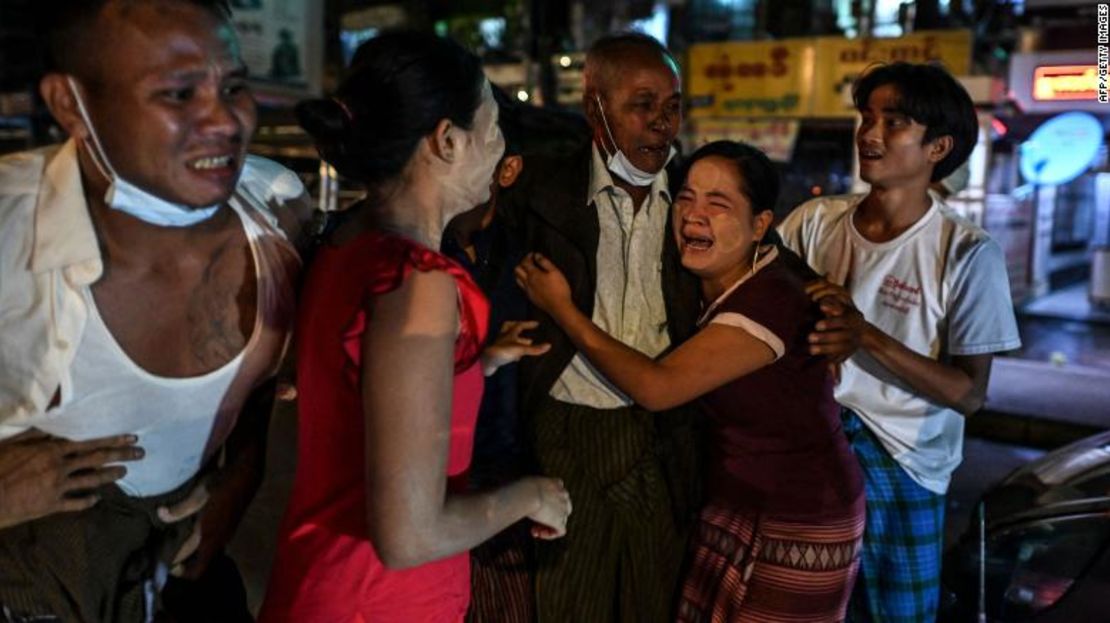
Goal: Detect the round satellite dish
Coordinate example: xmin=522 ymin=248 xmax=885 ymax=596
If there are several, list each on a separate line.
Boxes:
xmin=1020 ymin=112 xmax=1104 ymax=186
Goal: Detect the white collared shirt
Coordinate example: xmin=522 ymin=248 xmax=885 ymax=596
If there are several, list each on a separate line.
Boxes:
xmin=549 ymin=144 xmax=672 ymax=408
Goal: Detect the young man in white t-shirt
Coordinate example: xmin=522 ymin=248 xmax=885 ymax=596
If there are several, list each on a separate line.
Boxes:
xmin=778 ymin=63 xmax=1021 ymax=623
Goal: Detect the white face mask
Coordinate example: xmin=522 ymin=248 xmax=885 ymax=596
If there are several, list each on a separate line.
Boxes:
xmin=66 ymin=77 xmax=220 ymax=227
xmin=595 ymin=95 xmax=675 ymax=187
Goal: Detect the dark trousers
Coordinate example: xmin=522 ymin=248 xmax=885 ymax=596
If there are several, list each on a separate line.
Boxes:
xmin=467 ymin=522 xmax=535 ymax=623
xmin=529 ymin=398 xmax=700 ymax=623
xmin=0 ymin=482 xmax=196 ymax=623
xmin=157 ymin=552 xmax=253 ymax=623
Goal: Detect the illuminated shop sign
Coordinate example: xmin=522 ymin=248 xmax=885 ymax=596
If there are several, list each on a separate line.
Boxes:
xmin=1020 ymin=112 xmax=1104 ymax=186
xmin=686 ymin=30 xmax=972 ymax=118
xmin=687 ymin=40 xmax=814 ymax=118
xmin=1032 ymin=65 xmax=1098 ymax=101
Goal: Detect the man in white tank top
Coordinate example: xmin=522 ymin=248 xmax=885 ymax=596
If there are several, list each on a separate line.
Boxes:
xmin=0 ymin=1 xmax=309 ymax=621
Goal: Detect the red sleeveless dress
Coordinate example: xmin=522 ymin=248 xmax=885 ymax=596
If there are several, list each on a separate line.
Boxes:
xmin=259 ymin=230 xmax=489 ymax=623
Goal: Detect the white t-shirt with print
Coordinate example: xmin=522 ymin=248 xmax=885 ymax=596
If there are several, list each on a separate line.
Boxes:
xmin=778 ymin=193 xmax=1021 ymax=494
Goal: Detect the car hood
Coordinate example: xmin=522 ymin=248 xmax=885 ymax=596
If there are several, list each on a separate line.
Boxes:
xmin=982 ymin=431 xmax=1110 ymax=525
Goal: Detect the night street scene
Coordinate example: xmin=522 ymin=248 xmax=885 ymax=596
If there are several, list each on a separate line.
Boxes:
xmin=0 ymin=0 xmax=1107 ymax=621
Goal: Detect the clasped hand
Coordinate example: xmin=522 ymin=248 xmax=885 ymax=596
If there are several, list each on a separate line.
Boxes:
xmin=514 ymin=253 xmax=572 ymax=316
xmin=805 ymin=278 xmax=867 ymax=369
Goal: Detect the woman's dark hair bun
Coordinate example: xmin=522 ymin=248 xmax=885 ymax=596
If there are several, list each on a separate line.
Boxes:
xmin=296 ymin=98 xmax=350 ymax=158
xmin=298 ymin=30 xmax=485 ymax=187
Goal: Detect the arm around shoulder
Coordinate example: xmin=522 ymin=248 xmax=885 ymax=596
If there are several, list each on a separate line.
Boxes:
xmin=629 ymin=323 xmax=777 ymax=411
xmin=516 ymin=252 xmax=777 ymax=410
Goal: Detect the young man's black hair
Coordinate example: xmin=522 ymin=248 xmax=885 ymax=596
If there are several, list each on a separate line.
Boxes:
xmin=852 ymin=62 xmax=977 ymax=182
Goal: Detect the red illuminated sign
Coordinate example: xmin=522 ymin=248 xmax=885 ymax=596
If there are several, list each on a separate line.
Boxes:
xmin=1033 ymin=65 xmax=1098 ymax=101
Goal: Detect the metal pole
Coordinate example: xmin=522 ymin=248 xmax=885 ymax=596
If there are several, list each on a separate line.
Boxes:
xmin=978 ymin=500 xmax=987 ymax=623
xmin=318 ymin=160 xmax=338 ymax=213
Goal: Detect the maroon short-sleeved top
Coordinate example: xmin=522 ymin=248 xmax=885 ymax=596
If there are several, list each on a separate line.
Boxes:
xmin=698 ymin=247 xmax=863 ymax=520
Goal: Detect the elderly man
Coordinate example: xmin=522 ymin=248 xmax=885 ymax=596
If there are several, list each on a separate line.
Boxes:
xmin=502 ymin=33 xmax=700 ymax=622
xmin=0 ymin=0 xmax=308 ymax=620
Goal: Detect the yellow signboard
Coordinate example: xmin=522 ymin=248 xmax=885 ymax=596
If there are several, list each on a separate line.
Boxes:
xmin=686 ymin=30 xmax=973 ymax=119
xmin=811 ymin=30 xmax=972 ymax=117
xmin=686 ymin=40 xmax=814 ymax=118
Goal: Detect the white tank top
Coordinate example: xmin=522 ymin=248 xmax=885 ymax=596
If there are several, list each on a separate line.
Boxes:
xmin=23 ymin=181 xmax=300 ymax=496
xmin=40 ymin=283 xmax=254 ymax=496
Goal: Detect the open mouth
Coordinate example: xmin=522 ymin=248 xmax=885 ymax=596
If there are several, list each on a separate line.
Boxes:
xmin=187 ymin=154 xmax=236 ymax=171
xmin=859 ymin=147 xmax=883 ymax=161
xmin=639 ymin=144 xmax=669 ymax=156
xmin=681 ymin=231 xmax=714 ymax=251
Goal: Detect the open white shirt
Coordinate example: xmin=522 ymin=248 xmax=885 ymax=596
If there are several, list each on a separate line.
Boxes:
xmin=0 ymin=142 xmax=305 ymax=495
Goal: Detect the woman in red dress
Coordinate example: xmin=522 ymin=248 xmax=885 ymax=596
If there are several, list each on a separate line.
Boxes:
xmin=517 ymin=141 xmax=864 ymax=622
xmin=259 ymin=32 xmax=571 ymax=623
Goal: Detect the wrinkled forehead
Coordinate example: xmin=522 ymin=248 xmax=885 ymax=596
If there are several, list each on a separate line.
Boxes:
xmin=599 ymin=54 xmax=679 ymax=97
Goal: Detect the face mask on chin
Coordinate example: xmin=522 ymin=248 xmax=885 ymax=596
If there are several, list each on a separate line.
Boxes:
xmin=66 ymin=76 xmax=221 ymax=228
xmin=595 ymin=95 xmax=675 ymax=187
